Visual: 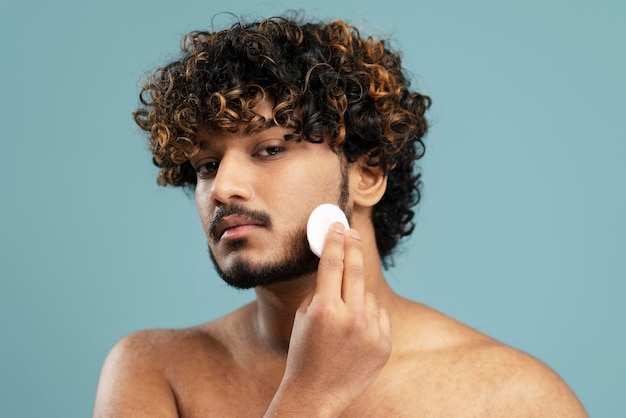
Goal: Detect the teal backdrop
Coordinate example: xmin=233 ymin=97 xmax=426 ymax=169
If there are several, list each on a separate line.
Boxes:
xmin=1 ymin=0 xmax=624 ymax=416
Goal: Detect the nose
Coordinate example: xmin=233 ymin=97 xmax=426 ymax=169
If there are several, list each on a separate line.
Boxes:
xmin=209 ymin=151 xmax=254 ymax=206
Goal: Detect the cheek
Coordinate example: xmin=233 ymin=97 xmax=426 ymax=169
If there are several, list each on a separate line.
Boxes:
xmin=195 ymin=185 xmax=212 ymax=226
xmin=283 ymin=170 xmax=335 ymax=201
xmin=285 ymin=170 xmax=344 ymax=214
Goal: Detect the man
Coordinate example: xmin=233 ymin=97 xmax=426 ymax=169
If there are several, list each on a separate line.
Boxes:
xmin=94 ymin=14 xmax=587 ymax=417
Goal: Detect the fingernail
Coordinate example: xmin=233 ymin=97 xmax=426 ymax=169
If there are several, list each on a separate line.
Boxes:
xmin=332 ymin=222 xmax=345 ymax=233
xmin=348 ymin=229 xmax=361 ymax=240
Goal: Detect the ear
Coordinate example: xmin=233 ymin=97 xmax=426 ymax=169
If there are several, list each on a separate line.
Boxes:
xmin=349 ymin=157 xmax=388 ymax=208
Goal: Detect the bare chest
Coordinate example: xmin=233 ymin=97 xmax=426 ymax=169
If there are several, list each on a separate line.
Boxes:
xmin=168 ymin=358 xmax=488 ymax=418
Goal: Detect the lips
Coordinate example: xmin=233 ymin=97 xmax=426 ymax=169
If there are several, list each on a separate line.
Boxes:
xmin=211 ymin=215 xmax=266 ymax=240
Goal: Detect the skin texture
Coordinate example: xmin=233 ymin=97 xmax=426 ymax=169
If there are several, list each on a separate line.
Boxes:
xmin=93 ymin=100 xmax=588 ymax=417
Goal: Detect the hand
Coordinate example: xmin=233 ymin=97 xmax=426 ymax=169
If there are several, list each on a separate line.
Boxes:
xmin=266 ymin=223 xmax=392 ymax=417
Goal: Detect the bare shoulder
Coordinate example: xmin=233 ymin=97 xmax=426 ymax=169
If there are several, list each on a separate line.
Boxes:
xmin=478 ymin=343 xmax=588 ymax=417
xmin=443 ymin=337 xmax=588 ymax=417
xmin=392 ymin=301 xmax=588 ymax=417
xmin=93 ymin=305 xmax=252 ymax=417
xmin=93 ymin=328 xmax=186 ymax=417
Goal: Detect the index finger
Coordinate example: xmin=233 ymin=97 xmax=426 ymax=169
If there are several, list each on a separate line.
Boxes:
xmin=314 ymin=222 xmax=346 ymax=298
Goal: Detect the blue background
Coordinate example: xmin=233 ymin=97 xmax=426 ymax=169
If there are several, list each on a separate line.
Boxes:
xmin=1 ymin=0 xmax=624 ymax=416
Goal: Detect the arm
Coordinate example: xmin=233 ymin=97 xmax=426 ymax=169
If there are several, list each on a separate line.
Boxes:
xmin=264 ymin=224 xmax=392 ymax=417
xmin=93 ymin=331 xmax=179 ymax=418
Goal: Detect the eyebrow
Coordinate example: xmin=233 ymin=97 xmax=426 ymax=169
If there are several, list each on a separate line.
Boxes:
xmin=196 ymin=119 xmax=286 ymax=150
xmin=256 ymin=119 xmax=279 ymax=131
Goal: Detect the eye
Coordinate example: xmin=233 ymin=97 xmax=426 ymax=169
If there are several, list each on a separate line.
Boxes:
xmin=256 ymin=146 xmax=285 ymax=158
xmin=195 ymin=161 xmax=219 ymax=179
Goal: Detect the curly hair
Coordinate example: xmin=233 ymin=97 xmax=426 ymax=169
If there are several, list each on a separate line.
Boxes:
xmin=133 ymin=13 xmax=431 ymax=268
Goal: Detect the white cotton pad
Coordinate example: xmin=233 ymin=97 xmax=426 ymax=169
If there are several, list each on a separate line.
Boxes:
xmin=307 ymin=204 xmax=350 ymax=257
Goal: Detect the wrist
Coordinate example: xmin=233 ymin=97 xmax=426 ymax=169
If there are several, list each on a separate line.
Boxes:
xmin=264 ymin=380 xmax=345 ymax=418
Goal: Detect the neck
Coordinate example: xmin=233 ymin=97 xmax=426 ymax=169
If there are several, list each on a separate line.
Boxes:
xmin=253 ymin=274 xmax=315 ymax=354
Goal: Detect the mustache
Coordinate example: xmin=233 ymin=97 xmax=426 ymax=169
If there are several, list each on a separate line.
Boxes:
xmin=209 ymin=205 xmax=272 ymax=239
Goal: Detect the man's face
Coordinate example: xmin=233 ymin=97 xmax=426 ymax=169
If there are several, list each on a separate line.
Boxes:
xmin=192 ymin=103 xmax=351 ymax=289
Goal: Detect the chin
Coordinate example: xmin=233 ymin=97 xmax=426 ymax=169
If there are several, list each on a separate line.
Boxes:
xmin=208 ymin=230 xmax=319 ymax=290
xmin=216 ymin=258 xmax=318 ymax=289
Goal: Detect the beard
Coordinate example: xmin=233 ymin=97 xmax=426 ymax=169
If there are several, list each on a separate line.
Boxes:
xmin=207 ymin=160 xmax=351 ymax=290
xmin=208 ymin=226 xmax=321 ymax=289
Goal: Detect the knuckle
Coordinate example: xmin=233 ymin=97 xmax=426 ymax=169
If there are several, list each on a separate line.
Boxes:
xmin=364 ymin=292 xmax=379 ymax=307
xmin=319 ymin=254 xmax=343 ymax=270
xmin=353 ymin=314 xmax=368 ymax=330
xmin=345 ymin=263 xmax=364 ymax=278
xmin=309 ymin=297 xmax=340 ymax=318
